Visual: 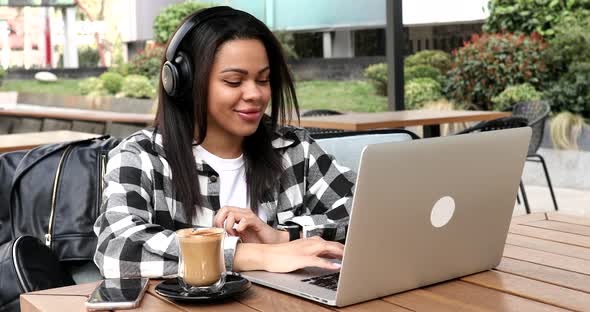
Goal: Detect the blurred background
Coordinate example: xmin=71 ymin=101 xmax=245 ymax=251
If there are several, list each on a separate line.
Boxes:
xmin=0 ymin=0 xmax=588 ymax=214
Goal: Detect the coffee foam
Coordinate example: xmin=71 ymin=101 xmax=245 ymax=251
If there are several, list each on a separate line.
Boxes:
xmin=176 ymin=227 xmax=224 ymax=237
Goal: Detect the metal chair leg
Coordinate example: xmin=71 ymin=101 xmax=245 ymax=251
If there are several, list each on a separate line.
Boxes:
xmin=519 ymin=180 xmax=531 ymax=214
xmin=532 ymin=154 xmax=559 ymax=211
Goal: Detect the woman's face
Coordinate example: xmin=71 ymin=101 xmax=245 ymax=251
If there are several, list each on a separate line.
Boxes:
xmin=206 ymin=39 xmax=271 ymax=140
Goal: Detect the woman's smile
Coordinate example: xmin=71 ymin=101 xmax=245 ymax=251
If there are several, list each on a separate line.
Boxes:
xmin=235 ymin=108 xmax=262 ymax=122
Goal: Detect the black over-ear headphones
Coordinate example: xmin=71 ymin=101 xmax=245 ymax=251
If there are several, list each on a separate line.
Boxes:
xmin=161 ymin=6 xmax=237 ymax=98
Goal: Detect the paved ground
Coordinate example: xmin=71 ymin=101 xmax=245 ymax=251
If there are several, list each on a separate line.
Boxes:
xmin=512 ymin=185 xmax=590 ymax=217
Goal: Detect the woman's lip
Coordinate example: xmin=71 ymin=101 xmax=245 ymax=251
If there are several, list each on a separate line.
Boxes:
xmin=235 ymin=109 xmax=261 ymax=113
xmin=236 ymin=111 xmax=261 ymax=122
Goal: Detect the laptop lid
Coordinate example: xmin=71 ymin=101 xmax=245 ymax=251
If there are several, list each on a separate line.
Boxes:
xmin=335 ymin=127 xmax=531 ymax=306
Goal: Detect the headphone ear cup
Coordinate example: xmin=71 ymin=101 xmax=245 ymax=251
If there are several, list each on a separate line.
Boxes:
xmin=161 ymin=61 xmax=179 ymax=97
xmin=176 ymin=51 xmax=194 ymax=98
xmin=161 ymin=51 xmax=193 ymax=98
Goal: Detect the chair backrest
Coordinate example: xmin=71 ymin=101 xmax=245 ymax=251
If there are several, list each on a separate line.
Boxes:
xmin=301 ymin=109 xmax=345 ymax=135
xmin=512 ymin=100 xmax=550 ymax=155
xmin=455 ymin=116 xmax=529 ymax=135
xmin=313 ymin=129 xmax=419 ymax=173
xmin=301 ymin=109 xmax=343 ymax=117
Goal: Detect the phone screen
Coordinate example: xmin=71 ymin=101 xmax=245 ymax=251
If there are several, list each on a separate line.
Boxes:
xmin=87 ymin=278 xmax=149 ymax=304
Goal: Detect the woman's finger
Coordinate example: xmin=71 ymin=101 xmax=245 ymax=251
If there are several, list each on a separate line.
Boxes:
xmin=214 ymin=207 xmax=247 ymax=227
xmin=236 ymin=217 xmax=252 ymax=233
xmin=225 ymin=206 xmax=255 ymax=218
xmin=225 ymin=212 xmax=237 ymax=236
xmin=306 ymin=256 xmax=341 ymax=270
xmin=309 ymin=240 xmax=345 ymax=259
xmin=214 ymin=207 xmax=230 ymax=228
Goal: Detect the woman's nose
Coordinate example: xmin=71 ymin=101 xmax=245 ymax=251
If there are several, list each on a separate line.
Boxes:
xmin=242 ymin=81 xmax=263 ymax=101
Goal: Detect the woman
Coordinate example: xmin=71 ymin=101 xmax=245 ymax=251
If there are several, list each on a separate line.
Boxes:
xmin=93 ymin=6 xmax=355 ymax=278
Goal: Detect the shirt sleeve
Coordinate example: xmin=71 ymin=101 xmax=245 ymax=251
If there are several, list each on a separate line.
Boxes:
xmin=278 ymin=132 xmax=356 ymax=242
xmin=93 ymin=140 xmax=240 ymax=278
xmin=93 ymin=140 xmax=179 ymax=278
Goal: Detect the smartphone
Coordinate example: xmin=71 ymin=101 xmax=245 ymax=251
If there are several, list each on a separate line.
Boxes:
xmin=85 ymin=278 xmax=149 ymax=311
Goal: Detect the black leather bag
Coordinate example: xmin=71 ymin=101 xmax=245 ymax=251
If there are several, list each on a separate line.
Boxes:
xmin=1 ymin=136 xmax=121 ymax=261
xmin=0 ymin=236 xmax=75 ymax=312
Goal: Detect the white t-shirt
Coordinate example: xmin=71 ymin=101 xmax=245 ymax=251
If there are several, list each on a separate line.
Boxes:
xmin=196 ymin=146 xmax=267 ymax=222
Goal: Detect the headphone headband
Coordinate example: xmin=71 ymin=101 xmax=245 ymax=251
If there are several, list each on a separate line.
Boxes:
xmin=165 ymin=6 xmax=236 ymax=61
xmin=162 ymin=6 xmax=242 ymax=98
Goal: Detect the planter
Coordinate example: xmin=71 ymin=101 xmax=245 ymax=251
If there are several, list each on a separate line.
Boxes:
xmin=545 ymin=113 xmax=590 ymax=151
xmin=13 ymin=92 xmax=155 ymax=114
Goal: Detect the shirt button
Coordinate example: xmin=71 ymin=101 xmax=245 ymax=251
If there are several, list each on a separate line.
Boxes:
xmin=209 ymin=175 xmax=218 ymax=183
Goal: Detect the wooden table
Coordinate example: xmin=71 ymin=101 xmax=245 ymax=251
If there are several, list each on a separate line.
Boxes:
xmin=0 ymin=106 xmax=154 ymax=125
xmin=21 ymin=212 xmax=590 ymax=311
xmin=296 ymin=110 xmax=511 ymax=137
xmin=0 ymin=130 xmax=101 ymax=153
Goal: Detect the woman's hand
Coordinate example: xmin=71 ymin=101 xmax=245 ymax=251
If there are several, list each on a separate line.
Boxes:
xmin=233 ymin=236 xmax=344 ymax=272
xmin=214 ymin=206 xmax=288 ymax=244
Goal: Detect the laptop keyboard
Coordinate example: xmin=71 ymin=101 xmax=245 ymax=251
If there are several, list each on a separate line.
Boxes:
xmin=301 ymin=272 xmax=340 ymax=291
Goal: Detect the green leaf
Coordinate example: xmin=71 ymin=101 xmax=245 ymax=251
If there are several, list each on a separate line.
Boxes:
xmin=519 ymin=11 xmax=531 ymax=16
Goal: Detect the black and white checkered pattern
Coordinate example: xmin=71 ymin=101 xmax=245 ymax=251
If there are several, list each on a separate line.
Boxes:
xmin=93 ymin=126 xmax=356 ymax=278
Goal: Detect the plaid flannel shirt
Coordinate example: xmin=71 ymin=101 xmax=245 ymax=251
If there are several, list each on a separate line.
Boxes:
xmin=93 ymin=126 xmax=356 ymax=278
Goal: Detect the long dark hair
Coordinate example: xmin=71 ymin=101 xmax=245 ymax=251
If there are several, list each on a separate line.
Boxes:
xmin=155 ymin=7 xmax=299 ymax=222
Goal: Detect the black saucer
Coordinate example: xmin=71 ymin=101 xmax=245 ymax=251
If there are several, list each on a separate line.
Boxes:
xmin=155 ymin=274 xmax=251 ymax=302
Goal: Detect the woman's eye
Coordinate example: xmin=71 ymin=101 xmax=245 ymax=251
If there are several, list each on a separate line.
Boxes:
xmin=223 ymin=80 xmax=241 ymax=86
xmin=257 ymin=79 xmax=270 ymax=85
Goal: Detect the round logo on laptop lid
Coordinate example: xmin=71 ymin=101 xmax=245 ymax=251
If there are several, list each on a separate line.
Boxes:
xmin=430 ymin=196 xmax=456 ymax=228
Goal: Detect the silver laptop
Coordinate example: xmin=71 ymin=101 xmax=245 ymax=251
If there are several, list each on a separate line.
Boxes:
xmin=242 ymin=128 xmax=532 ymax=307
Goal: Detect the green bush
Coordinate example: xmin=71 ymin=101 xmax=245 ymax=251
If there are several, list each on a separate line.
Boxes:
xmin=99 ymin=72 xmax=123 ymax=94
xmin=483 ymin=0 xmax=590 ymax=38
xmin=364 ymin=63 xmax=388 ymax=96
xmin=404 ymin=65 xmax=442 ymax=84
xmin=78 ymin=45 xmax=100 ymax=68
xmin=110 ymin=63 xmax=129 ymax=77
xmin=445 ymin=32 xmax=552 ymax=110
xmin=547 ymin=15 xmax=590 ymax=73
xmin=153 ymin=2 xmax=213 ymax=44
xmin=405 ymin=78 xmax=443 ymax=110
xmin=0 ymin=67 xmax=6 ymax=79
xmin=545 ymin=62 xmax=590 ymax=118
xmin=491 ymin=83 xmax=543 ymax=111
xmin=78 ymin=77 xmax=106 ymax=96
xmin=121 ymin=75 xmax=156 ymax=99
xmin=404 ymin=50 xmax=452 ymax=74
xmin=273 ymin=31 xmax=298 ymax=60
xmin=128 ymin=46 xmax=165 ymax=81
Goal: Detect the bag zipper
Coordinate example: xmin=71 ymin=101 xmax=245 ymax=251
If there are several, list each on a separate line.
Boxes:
xmin=12 ymin=236 xmax=30 ymax=293
xmin=45 ymin=145 xmax=74 ymax=247
xmin=99 ymin=152 xmax=107 ymax=199
xmin=94 ymin=152 xmax=107 ymax=220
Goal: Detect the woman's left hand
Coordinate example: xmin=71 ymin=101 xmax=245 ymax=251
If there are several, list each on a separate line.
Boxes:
xmin=214 ymin=206 xmax=288 ymax=244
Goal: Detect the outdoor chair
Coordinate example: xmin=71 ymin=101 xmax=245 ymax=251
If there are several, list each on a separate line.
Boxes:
xmin=455 ymin=116 xmax=533 ymax=214
xmin=510 ymin=100 xmax=558 ymax=212
xmin=301 ymin=109 xmax=344 ymax=135
xmin=455 ymin=116 xmax=529 ymax=134
xmin=312 ymin=128 xmax=419 ymax=173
